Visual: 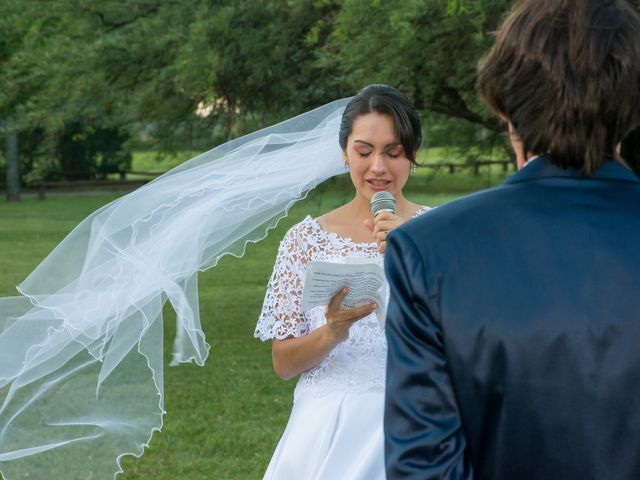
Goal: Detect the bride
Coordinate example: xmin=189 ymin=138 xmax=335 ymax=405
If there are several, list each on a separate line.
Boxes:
xmin=255 ymin=84 xmax=428 ymax=479
xmin=0 ymin=84 xmax=423 ymax=480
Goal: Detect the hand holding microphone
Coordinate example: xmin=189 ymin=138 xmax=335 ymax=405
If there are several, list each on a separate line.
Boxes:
xmin=365 ymin=191 xmax=403 ymax=254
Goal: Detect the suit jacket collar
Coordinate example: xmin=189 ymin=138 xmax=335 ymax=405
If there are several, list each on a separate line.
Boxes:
xmin=504 ymin=156 xmax=640 ymax=185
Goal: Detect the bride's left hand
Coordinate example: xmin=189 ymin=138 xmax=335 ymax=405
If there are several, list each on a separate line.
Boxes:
xmin=364 ymin=211 xmax=404 ymax=254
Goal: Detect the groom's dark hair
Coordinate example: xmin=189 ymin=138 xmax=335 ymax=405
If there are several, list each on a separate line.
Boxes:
xmin=477 ymin=0 xmax=640 ymax=174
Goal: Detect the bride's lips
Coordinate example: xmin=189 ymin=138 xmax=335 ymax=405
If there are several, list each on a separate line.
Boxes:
xmin=366 ymin=179 xmax=392 ymax=191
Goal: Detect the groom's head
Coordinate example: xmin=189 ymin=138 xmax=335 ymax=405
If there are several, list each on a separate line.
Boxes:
xmin=477 ymin=0 xmax=640 ymax=175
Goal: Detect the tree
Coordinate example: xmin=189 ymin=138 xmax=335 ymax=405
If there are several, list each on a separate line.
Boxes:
xmin=0 ymin=0 xmax=336 ymax=152
xmin=55 ymin=123 xmax=132 ymax=180
xmin=313 ymin=0 xmax=511 ymax=147
xmin=1 ymin=1 xmax=20 ymax=199
xmin=621 ymin=127 xmax=640 ymax=176
xmin=4 ymin=131 xmax=19 ymax=201
xmin=2 ymin=0 xmax=639 ymax=179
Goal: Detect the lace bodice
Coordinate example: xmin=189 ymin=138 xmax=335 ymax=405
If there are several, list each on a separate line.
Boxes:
xmin=255 ymin=211 xmax=428 ymax=400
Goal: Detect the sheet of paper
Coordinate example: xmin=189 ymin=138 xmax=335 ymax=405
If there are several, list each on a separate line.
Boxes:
xmin=301 ymin=259 xmax=388 ymax=327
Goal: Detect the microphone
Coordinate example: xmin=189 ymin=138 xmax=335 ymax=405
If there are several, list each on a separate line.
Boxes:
xmin=370 ymin=191 xmax=396 ymax=217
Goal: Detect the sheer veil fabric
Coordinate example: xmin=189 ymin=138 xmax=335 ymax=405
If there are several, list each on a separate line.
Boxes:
xmin=0 ymin=98 xmax=349 ymax=479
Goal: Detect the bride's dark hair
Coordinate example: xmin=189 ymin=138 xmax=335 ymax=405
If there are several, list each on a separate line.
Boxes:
xmin=339 ymin=84 xmax=422 ymax=164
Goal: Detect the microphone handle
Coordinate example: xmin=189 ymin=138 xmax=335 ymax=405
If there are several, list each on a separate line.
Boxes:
xmin=374 ymin=207 xmax=395 ymax=217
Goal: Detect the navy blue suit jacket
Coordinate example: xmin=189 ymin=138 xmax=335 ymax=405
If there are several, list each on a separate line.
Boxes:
xmin=384 ymin=157 xmax=640 ymax=479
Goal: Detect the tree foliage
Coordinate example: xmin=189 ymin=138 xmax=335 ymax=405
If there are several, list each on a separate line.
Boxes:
xmin=1 ymin=0 xmax=639 ymax=180
xmin=316 ymin=0 xmax=509 ymax=129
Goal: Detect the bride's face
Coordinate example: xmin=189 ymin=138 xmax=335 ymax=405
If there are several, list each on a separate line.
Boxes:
xmin=343 ymin=112 xmax=412 ymax=203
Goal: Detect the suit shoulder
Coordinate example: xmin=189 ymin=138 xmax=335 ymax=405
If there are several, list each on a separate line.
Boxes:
xmin=399 ymin=184 xmax=512 ymax=237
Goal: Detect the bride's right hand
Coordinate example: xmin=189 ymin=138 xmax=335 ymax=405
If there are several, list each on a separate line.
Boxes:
xmin=325 ymin=287 xmax=376 ymax=343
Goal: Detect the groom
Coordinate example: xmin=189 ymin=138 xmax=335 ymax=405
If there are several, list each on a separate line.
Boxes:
xmin=383 ymin=0 xmax=640 ymax=479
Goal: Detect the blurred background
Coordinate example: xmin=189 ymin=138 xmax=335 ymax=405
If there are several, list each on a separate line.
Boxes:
xmin=2 ymin=1 xmax=640 ymax=478
xmin=2 ymin=0 xmax=639 ymax=196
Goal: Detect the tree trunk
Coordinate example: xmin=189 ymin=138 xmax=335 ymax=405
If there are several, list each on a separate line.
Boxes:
xmin=5 ymin=133 xmax=20 ymax=201
xmin=621 ymin=126 xmax=640 ymax=176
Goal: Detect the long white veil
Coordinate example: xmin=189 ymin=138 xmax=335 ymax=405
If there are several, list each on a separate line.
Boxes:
xmin=0 ymin=98 xmax=349 ymax=479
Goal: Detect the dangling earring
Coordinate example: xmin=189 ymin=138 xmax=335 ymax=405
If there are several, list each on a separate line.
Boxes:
xmin=411 ymin=163 xmax=416 ymax=174
xmin=344 ymin=158 xmax=350 ymax=172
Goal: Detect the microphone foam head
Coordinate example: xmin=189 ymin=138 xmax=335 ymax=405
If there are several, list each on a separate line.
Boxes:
xmin=371 ymin=191 xmax=396 ymax=217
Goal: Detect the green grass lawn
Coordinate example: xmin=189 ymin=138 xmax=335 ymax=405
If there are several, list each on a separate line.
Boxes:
xmin=0 ymin=170 xmax=509 ymax=479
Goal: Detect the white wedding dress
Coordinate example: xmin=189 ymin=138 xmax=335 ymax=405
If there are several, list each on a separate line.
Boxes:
xmin=255 ymin=215 xmax=392 ymax=480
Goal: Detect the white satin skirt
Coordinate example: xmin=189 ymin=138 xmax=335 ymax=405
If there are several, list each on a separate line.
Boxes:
xmin=263 ymin=390 xmax=385 ymax=480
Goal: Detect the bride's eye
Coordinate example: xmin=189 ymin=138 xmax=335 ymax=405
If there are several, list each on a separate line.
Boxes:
xmin=358 ymin=150 xmax=372 ymax=158
xmin=386 ymin=148 xmax=402 ymax=158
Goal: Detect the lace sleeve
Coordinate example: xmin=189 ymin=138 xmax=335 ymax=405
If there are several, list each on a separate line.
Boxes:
xmin=254 ymin=222 xmax=310 ymax=341
xmin=415 ymin=206 xmax=433 ymax=217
